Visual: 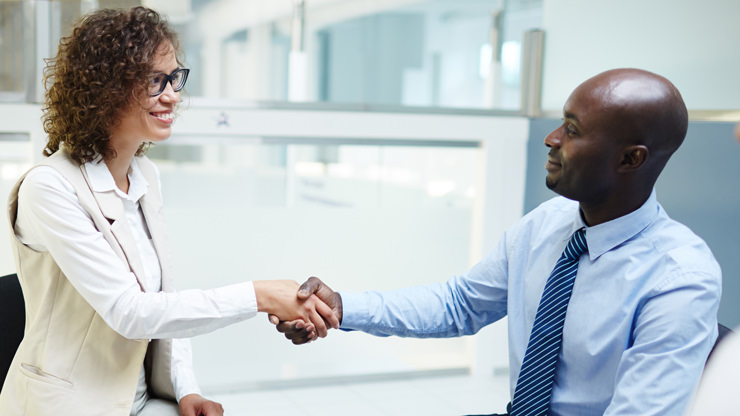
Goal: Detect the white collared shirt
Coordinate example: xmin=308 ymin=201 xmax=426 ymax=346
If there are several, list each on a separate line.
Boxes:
xmin=14 ymin=157 xmax=258 ymax=402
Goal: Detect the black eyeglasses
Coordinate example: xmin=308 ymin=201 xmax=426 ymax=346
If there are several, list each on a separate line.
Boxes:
xmin=148 ymin=68 xmax=190 ymax=97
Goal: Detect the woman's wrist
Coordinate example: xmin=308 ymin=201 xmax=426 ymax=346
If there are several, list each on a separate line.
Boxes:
xmin=253 ymin=280 xmax=274 ymax=314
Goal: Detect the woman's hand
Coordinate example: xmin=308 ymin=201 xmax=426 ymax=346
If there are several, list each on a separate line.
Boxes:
xmin=253 ymin=279 xmax=340 ymax=338
xmin=179 ymin=394 xmax=223 ymax=416
xmin=268 ymin=276 xmax=344 ymax=345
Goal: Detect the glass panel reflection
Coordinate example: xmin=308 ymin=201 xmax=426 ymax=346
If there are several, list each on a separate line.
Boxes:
xmin=174 ymin=0 xmax=542 ymax=109
xmin=0 ymin=1 xmax=24 ymax=98
xmin=5 ymin=0 xmax=543 ymax=109
xmin=148 ymin=140 xmax=478 ymax=386
xmin=149 ymin=142 xmax=477 ymax=210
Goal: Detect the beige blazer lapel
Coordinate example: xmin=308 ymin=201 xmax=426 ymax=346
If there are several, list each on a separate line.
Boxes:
xmin=79 ymin=165 xmax=150 ymax=292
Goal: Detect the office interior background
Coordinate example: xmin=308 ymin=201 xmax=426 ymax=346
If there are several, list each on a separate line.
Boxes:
xmin=0 ymin=0 xmax=739 ymax=408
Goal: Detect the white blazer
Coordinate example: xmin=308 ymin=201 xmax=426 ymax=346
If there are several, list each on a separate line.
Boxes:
xmin=0 ymin=148 xmax=176 ymax=415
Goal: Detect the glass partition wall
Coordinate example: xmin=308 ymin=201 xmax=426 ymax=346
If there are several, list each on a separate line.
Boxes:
xmin=150 ymin=139 xmax=480 ymax=389
xmin=0 ymin=1 xmax=24 ymax=101
xmin=0 ymin=102 xmax=529 ymax=390
xmin=150 ymin=105 xmax=528 ymax=390
xmin=0 ymin=0 xmax=532 ymax=391
xmin=174 ymin=0 xmax=544 ymax=110
xmin=1 ymin=0 xmax=544 ymax=111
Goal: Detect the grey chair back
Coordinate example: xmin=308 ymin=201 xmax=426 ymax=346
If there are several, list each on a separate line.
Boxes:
xmin=707 ymin=323 xmax=734 ymax=365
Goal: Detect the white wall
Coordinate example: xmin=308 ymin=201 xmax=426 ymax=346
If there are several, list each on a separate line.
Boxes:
xmin=541 ymin=0 xmax=740 ymax=112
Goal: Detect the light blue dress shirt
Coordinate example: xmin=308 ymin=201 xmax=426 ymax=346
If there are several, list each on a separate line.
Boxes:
xmin=341 ymin=191 xmax=721 ymax=415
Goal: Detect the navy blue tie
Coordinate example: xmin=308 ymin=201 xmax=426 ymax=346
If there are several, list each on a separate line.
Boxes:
xmin=510 ymin=228 xmax=588 ymax=416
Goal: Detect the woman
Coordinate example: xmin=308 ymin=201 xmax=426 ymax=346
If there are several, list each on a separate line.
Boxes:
xmin=0 ymin=7 xmax=336 ymax=416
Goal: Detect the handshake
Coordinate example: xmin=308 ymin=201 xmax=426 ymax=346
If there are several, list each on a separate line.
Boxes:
xmin=257 ymin=277 xmax=341 ymax=344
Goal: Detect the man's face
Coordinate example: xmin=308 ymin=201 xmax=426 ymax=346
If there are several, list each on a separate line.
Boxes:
xmin=543 ymin=81 xmax=624 ymax=205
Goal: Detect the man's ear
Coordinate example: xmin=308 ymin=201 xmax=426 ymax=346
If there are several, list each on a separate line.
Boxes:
xmin=618 ymin=145 xmax=649 ymax=172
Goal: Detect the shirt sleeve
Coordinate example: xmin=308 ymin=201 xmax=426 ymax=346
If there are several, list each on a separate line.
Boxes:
xmin=15 ymin=166 xmax=259 ymax=340
xmin=603 ymin=267 xmax=721 ymax=416
xmin=171 ymin=337 xmax=201 ymax=402
xmin=340 ymin=234 xmax=510 ymax=337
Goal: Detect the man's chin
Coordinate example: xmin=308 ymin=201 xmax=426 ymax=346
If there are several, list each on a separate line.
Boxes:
xmin=545 ymin=178 xmax=572 ymax=199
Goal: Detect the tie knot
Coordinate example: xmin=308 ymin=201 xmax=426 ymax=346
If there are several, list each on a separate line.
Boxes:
xmin=564 ymin=228 xmax=588 ymax=261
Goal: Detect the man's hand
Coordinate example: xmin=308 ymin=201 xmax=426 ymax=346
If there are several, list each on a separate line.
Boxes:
xmin=269 ymin=276 xmax=343 ymax=345
xmin=254 ymin=279 xmax=339 ymax=338
xmin=179 ymin=394 xmax=223 ymax=416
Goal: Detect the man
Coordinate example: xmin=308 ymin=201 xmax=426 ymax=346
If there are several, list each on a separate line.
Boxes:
xmin=274 ymin=68 xmax=722 ymax=415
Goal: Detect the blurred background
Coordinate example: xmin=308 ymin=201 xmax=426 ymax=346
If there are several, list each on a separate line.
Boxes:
xmin=0 ymin=0 xmax=738 ymax=400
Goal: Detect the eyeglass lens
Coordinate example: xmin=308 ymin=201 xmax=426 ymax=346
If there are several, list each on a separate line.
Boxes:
xmin=149 ymin=68 xmax=189 ymax=96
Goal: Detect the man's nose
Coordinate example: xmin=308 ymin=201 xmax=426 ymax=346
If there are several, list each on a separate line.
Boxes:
xmin=544 ymin=129 xmax=561 ymax=148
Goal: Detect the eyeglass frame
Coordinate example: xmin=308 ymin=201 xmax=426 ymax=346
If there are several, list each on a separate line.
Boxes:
xmin=149 ymin=68 xmax=190 ymax=97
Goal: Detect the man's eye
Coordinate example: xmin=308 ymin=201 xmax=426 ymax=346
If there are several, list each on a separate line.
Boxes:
xmin=565 ymin=124 xmax=577 ymax=136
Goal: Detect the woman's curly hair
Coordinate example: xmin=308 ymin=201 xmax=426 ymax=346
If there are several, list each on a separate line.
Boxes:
xmin=42 ymin=6 xmax=183 ymax=164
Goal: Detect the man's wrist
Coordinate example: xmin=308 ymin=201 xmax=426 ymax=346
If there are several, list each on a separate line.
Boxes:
xmin=336 ymin=292 xmax=344 ymax=326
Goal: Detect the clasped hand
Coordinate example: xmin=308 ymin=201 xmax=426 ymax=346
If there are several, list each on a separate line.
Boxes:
xmin=267 ymin=277 xmax=342 ymax=345
xmin=254 ymin=279 xmax=339 ymax=339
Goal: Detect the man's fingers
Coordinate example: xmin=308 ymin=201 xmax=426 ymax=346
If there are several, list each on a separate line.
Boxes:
xmin=291 ymin=331 xmax=314 ymax=345
xmin=272 ymin=278 xmax=336 ymax=345
xmin=276 ymin=319 xmax=304 ymax=334
xmin=281 ymin=325 xmax=314 ymax=344
xmin=314 ymin=295 xmax=340 ymax=329
xmin=297 ymin=276 xmax=322 ymax=299
xmin=308 ymin=307 xmax=329 ymax=338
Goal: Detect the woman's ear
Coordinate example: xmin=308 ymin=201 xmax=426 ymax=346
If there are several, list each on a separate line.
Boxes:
xmin=619 ymin=145 xmax=649 ymax=172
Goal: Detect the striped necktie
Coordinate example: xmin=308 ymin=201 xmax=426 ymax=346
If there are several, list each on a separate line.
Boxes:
xmin=510 ymin=228 xmax=588 ymax=416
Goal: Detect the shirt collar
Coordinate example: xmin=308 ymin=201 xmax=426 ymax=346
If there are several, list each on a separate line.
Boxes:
xmin=85 ymin=157 xmax=149 ymax=202
xmin=576 ymin=189 xmax=660 ymax=261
